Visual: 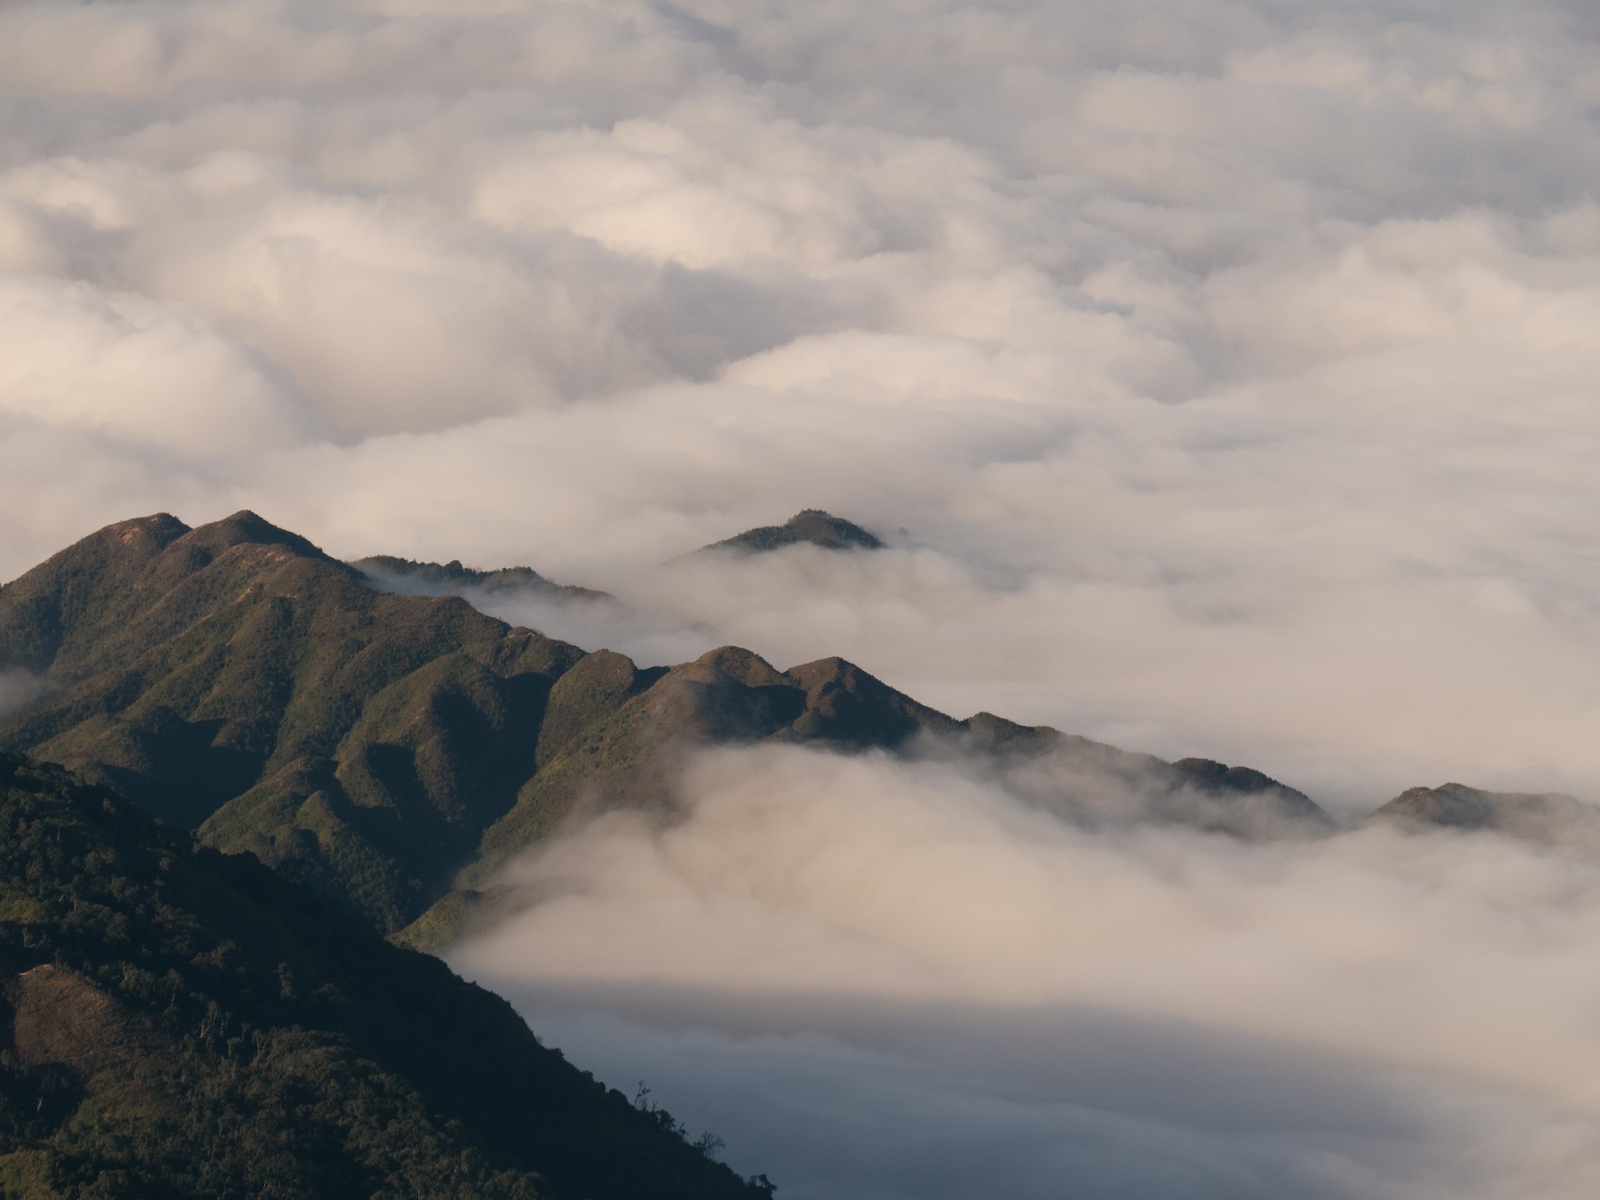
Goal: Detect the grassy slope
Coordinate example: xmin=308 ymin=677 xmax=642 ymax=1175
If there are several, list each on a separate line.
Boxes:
xmin=0 ymin=754 xmax=767 ymax=1200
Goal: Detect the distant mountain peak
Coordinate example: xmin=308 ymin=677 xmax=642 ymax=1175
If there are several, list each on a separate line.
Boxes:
xmin=1367 ymin=781 xmax=1600 ymax=844
xmin=108 ymin=512 xmax=190 ymax=547
xmin=706 ymin=509 xmax=885 ymax=555
xmin=188 ymin=509 xmax=334 ymax=562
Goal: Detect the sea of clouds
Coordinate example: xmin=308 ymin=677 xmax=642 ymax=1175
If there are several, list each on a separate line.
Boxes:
xmin=457 ymin=743 xmax=1600 ymax=1199
xmin=4 ymin=0 xmax=1600 ymax=1193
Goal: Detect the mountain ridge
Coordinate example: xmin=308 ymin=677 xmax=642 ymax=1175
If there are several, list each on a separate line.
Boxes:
xmin=702 ymin=510 xmax=884 ymax=555
xmin=353 ymin=556 xmax=610 ymax=605
xmin=1 ymin=512 xmax=1327 ymax=945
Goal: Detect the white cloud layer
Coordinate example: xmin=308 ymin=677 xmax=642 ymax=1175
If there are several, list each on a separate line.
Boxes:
xmin=458 ymin=743 xmax=1600 ymax=1199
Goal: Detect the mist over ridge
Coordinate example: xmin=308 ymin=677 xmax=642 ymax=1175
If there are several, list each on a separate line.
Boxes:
xmin=4 ymin=510 xmax=1600 ymax=1196
xmin=3 ymin=0 xmax=1600 ymax=1196
xmin=456 ymin=737 xmax=1600 ymax=1199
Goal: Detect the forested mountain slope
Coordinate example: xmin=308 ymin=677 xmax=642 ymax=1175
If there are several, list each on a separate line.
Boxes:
xmin=0 ymin=754 xmax=768 ymax=1200
xmin=0 ymin=513 xmax=1328 ymax=942
xmin=0 ymin=513 xmax=584 ymax=932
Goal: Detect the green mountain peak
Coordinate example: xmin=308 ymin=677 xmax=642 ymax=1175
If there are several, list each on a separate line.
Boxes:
xmin=704 ymin=510 xmax=884 ymax=554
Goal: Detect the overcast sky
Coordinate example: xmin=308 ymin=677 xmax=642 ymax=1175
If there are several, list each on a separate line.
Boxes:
xmin=5 ymin=1 xmax=1600 ymax=1194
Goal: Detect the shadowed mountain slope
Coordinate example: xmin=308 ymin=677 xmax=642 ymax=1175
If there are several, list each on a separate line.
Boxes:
xmin=1171 ymin=757 xmax=1331 ymax=827
xmin=354 ymin=556 xmax=609 ymax=605
xmin=0 ymin=513 xmax=1330 ymax=948
xmin=0 ymin=512 xmax=585 ymax=931
xmin=0 ymin=754 xmax=766 ymax=1200
xmin=467 ymin=645 xmax=967 ymax=881
xmin=932 ymin=716 xmax=1329 ymax=841
xmin=404 ymin=660 xmax=1327 ymax=951
xmin=704 ymin=510 xmax=884 ymax=554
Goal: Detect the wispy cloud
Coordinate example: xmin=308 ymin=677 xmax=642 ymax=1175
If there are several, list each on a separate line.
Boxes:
xmin=0 ymin=669 xmax=53 ymax=721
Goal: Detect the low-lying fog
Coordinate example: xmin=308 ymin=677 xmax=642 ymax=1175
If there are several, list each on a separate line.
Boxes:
xmin=457 ymin=744 xmax=1600 ymax=1199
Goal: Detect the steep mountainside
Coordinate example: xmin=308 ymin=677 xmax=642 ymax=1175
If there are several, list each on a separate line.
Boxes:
xmin=947 ymin=718 xmax=1330 ymax=838
xmin=703 ymin=510 xmax=884 ymax=554
xmin=0 ymin=754 xmax=768 ymax=1200
xmin=0 ymin=513 xmax=585 ymax=931
xmin=0 ymin=513 xmax=1329 ymax=944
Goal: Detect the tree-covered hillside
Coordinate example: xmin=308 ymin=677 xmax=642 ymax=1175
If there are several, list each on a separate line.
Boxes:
xmin=0 ymin=513 xmax=585 ymax=931
xmin=0 ymin=513 xmax=1327 ymax=944
xmin=0 ymin=753 xmax=768 ymax=1200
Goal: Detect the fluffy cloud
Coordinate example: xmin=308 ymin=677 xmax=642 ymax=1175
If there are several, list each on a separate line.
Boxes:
xmin=458 ymin=743 xmax=1600 ymax=1199
xmin=0 ymin=273 xmax=309 ymax=451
